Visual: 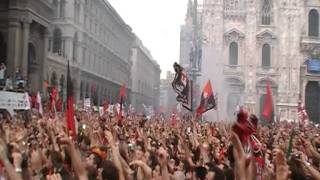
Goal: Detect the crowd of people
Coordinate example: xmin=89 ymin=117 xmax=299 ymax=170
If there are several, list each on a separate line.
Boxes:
xmin=0 ymin=108 xmax=319 ymax=180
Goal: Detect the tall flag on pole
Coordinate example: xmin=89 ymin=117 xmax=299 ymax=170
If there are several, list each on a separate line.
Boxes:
xmin=196 ymin=80 xmax=216 ymax=116
xmin=36 ymin=91 xmax=43 ymax=116
xmin=297 ymin=95 xmax=309 ymax=125
xmin=66 ymin=61 xmax=76 ymax=139
xmin=262 ymin=80 xmax=273 ymax=122
xmin=119 ymin=84 xmax=126 ymax=122
xmin=172 ymin=62 xmax=192 ymax=111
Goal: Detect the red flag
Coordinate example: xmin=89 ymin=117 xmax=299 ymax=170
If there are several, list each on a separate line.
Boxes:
xmin=119 ymin=84 xmax=126 ymax=99
xmin=262 ymin=80 xmax=273 ymax=122
xmin=66 ymin=61 xmax=76 ymax=139
xmin=118 ymin=84 xmax=126 ymax=123
xmin=196 ymin=80 xmax=216 ymax=116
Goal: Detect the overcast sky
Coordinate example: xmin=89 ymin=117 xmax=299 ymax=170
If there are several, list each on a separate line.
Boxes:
xmin=107 ymin=0 xmax=189 ymax=78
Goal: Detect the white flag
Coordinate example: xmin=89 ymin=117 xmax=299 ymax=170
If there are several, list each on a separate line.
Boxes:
xmin=37 ymin=91 xmax=43 ymax=115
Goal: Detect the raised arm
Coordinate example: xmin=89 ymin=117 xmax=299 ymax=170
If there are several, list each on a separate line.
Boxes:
xmin=105 ymin=130 xmax=125 ymax=180
xmin=60 ymin=137 xmax=88 ymax=180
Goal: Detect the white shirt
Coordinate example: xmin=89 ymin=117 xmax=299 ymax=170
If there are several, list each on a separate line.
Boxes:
xmin=0 ymin=67 xmax=5 ymax=79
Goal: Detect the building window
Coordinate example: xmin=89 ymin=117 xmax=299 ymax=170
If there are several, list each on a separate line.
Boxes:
xmin=74 ymin=2 xmax=80 ymax=23
xmin=309 ymin=9 xmax=319 ymax=37
xmin=261 ymin=0 xmax=272 ymax=25
xmin=28 ymin=43 xmax=37 ymax=65
xmin=229 ymin=42 xmax=238 ymax=66
xmin=53 ymin=28 xmax=62 ymax=55
xmin=262 ymin=43 xmax=271 ymax=68
xmin=60 ymin=0 xmax=65 ymax=18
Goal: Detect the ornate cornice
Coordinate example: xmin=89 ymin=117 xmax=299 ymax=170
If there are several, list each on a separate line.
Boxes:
xmin=256 ymin=29 xmax=277 ymax=45
xmin=224 ymin=28 xmax=245 ymax=44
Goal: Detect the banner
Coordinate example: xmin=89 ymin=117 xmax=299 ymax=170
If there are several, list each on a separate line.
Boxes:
xmin=0 ymin=91 xmax=31 ymax=115
xmin=172 ymin=62 xmax=192 ymax=111
xmin=84 ymin=98 xmax=91 ymax=112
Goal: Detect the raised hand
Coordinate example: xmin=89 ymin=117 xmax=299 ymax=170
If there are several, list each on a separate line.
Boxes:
xmin=46 ymin=173 xmax=62 ymax=180
xmin=273 ymin=149 xmax=290 ymax=180
xmin=157 ymin=147 xmax=168 ymax=168
xmin=230 ymin=132 xmax=255 ymax=180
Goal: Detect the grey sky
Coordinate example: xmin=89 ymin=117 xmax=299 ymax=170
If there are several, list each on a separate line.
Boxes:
xmin=107 ymin=0 xmax=189 ymax=78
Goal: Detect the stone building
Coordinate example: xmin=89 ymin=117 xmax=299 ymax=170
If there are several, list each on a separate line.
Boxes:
xmin=181 ymin=0 xmax=320 ymax=122
xmin=0 ymin=0 xmax=144 ymax=106
xmin=131 ymin=36 xmax=161 ymax=112
xmin=159 ymin=71 xmax=177 ymax=113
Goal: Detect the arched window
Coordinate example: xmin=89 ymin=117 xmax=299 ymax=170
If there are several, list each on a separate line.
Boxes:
xmin=309 ymin=9 xmax=319 ymax=37
xmin=262 ymin=44 xmax=271 ymax=68
xmin=60 ymin=0 xmax=65 ymax=18
xmin=53 ymin=28 xmax=62 ymax=54
xmin=28 ymin=43 xmax=37 ymax=65
xmin=261 ymin=0 xmax=272 ymax=25
xmin=229 ymin=42 xmax=238 ymax=66
xmin=73 ymin=33 xmax=78 ymax=62
xmin=74 ymin=2 xmax=80 ymax=23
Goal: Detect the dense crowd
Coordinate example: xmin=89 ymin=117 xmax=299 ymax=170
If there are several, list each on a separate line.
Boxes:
xmin=0 ymin=109 xmax=320 ymax=180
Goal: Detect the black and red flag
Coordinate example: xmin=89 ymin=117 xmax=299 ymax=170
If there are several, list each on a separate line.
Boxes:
xmin=172 ymin=62 xmax=192 ymax=111
xmin=196 ymin=80 xmax=216 ymax=116
xmin=66 ymin=61 xmax=76 ymax=139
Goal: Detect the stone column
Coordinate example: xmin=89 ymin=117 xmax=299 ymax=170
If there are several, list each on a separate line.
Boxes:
xmin=6 ymin=19 xmax=22 ymax=79
xmin=21 ymin=18 xmax=31 ymax=79
xmin=74 ymin=75 xmax=81 ymax=103
xmin=302 ymin=80 xmax=307 ymax=102
xmin=42 ymin=29 xmax=50 ymax=92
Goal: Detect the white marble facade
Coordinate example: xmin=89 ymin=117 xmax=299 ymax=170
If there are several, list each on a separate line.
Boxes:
xmin=181 ymin=0 xmax=320 ymax=122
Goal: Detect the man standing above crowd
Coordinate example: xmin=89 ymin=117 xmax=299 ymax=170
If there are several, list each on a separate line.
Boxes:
xmin=0 ymin=62 xmax=6 ymax=87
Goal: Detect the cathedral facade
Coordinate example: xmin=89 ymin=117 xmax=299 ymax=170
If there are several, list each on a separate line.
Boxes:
xmin=181 ymin=0 xmax=320 ymax=122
